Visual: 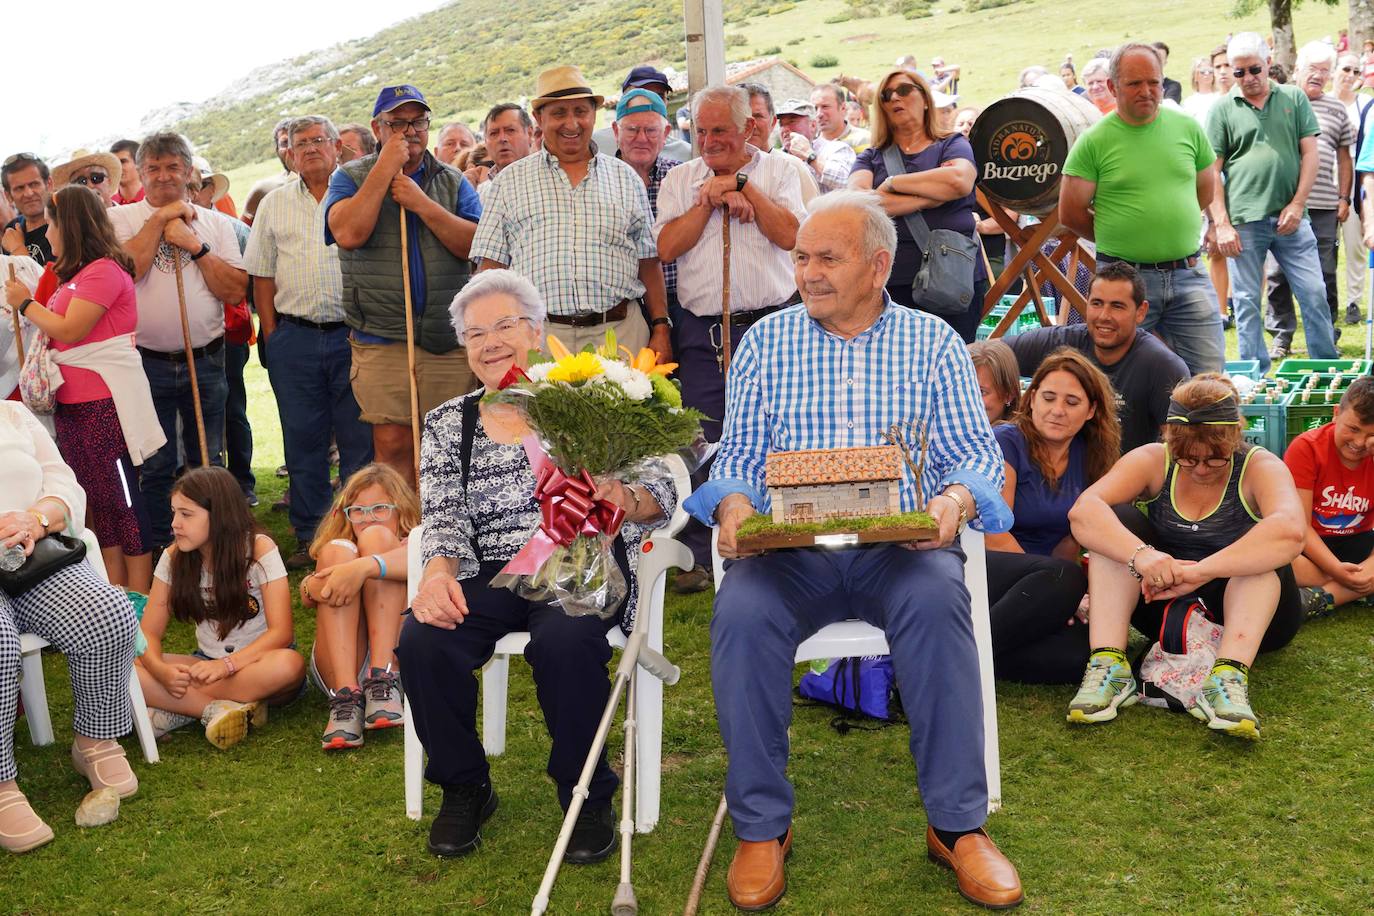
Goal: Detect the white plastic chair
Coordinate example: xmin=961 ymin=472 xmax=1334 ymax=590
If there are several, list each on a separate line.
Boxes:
xmin=18 ymin=528 xmax=160 ymax=764
xmin=712 ymin=525 xmax=1002 ymax=812
xmin=404 ymin=456 xmax=694 ymax=831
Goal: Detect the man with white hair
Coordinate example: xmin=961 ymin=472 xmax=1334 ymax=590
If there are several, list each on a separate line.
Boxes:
xmin=1208 ymin=31 xmax=1340 ymax=374
xmin=655 ymin=84 xmax=806 ymax=589
xmin=1059 ymin=41 xmax=1225 ymax=375
xmin=1264 ymin=41 xmax=1354 ymax=360
xmin=1082 ymin=57 xmax=1116 ymax=113
xmin=682 ymin=189 xmax=1021 ymax=911
xmin=434 ymin=123 xmax=476 ymax=165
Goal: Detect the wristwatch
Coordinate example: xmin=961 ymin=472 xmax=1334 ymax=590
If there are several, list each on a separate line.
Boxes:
xmin=26 ymin=509 xmax=50 ymax=534
xmin=18 ymin=298 xmax=35 ymax=316
xmin=190 ymin=243 xmax=211 ymax=261
xmin=735 ymin=172 xmax=748 ymax=193
xmin=649 ymin=315 xmax=672 ymax=330
xmin=805 ymin=152 xmax=817 ymax=164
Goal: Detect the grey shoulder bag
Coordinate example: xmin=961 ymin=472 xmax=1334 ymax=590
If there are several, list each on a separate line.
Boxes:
xmin=881 ymin=143 xmax=979 ymax=315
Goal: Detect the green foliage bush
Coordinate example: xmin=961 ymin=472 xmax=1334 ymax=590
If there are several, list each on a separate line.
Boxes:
xmin=966 ymin=0 xmax=1020 ymax=9
xmin=811 ymin=53 xmax=840 ymax=67
xmin=759 ymin=45 xmax=783 ymax=55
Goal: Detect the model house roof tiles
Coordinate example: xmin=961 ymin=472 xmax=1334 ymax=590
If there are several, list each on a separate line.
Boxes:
xmin=766 ymin=446 xmax=904 ymax=487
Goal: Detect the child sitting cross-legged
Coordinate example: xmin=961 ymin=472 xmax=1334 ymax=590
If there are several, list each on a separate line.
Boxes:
xmin=302 ymin=463 xmax=415 ymax=750
xmin=1284 ymin=376 xmax=1374 ymax=614
xmin=136 ymin=467 xmax=306 ymax=748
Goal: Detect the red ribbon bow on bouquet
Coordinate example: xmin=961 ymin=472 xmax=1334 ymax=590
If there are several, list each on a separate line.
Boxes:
xmin=498 ymin=435 xmax=627 ymax=577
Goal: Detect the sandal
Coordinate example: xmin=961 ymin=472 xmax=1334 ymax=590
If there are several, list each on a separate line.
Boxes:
xmin=70 ymin=740 xmax=138 ymax=798
xmin=0 ymin=790 xmax=54 ymax=853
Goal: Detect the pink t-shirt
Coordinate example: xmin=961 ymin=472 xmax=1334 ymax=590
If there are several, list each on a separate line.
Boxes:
xmin=46 ymin=258 xmax=138 ymax=403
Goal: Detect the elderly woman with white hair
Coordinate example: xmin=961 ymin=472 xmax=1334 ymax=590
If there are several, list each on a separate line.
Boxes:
xmin=398 ymin=269 xmax=676 ymax=864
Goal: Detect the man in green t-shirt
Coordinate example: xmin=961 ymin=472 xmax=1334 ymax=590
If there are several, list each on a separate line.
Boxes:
xmin=1206 ymin=31 xmax=1340 ymax=376
xmin=1061 ymin=42 xmax=1224 ymax=375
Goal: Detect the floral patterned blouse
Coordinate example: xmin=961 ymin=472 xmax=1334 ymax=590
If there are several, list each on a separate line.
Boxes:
xmin=419 ymin=390 xmax=677 ymax=630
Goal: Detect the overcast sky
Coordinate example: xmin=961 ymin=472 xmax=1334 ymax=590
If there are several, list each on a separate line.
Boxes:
xmin=3 ymin=0 xmax=452 ymax=164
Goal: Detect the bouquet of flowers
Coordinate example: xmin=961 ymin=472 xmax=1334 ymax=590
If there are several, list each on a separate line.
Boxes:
xmin=484 ymin=332 xmax=705 ymax=617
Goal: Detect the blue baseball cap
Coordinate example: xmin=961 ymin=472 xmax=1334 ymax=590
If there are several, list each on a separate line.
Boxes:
xmin=373 ymin=85 xmax=431 ymax=118
xmin=616 ymin=89 xmax=669 ymax=121
xmin=622 ymin=65 xmax=671 ymax=91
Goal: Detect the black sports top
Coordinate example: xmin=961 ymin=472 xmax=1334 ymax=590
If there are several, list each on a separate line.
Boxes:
xmin=1142 ymin=446 xmax=1261 ymax=562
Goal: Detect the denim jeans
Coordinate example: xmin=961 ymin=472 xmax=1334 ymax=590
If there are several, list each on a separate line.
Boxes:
xmin=264 ymin=321 xmax=373 ymax=543
xmin=141 ymin=346 xmax=228 ymax=547
xmin=1265 ymin=208 xmax=1340 ymax=349
xmin=1230 ymin=217 xmax=1339 ymax=375
xmin=1127 ymin=261 xmax=1226 ymax=376
xmin=224 ymin=341 xmax=255 ymax=496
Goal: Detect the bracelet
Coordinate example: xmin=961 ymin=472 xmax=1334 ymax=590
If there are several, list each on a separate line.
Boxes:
xmin=1126 ymin=543 xmax=1153 ymax=581
xmin=372 ymin=554 xmax=388 ymax=579
xmin=18 ymin=298 xmax=34 ymax=317
xmin=223 ymin=656 xmax=236 ymax=676
xmin=627 ymin=485 xmax=643 ymax=515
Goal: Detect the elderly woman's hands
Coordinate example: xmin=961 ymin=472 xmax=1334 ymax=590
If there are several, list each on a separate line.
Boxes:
xmin=412 ymin=569 xmax=469 ymax=629
xmin=593 ymin=477 xmax=663 ymax=524
xmin=0 ymin=511 xmax=44 ymax=557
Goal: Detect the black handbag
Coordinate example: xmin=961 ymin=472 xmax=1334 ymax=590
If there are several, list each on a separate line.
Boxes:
xmin=0 ymin=533 xmax=87 ymax=598
xmin=881 ymin=143 xmax=979 ymax=316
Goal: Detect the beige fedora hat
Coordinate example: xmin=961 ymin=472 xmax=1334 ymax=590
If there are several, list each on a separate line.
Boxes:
xmin=51 ymin=149 xmax=124 ymax=190
xmin=531 ymin=65 xmax=604 ymax=112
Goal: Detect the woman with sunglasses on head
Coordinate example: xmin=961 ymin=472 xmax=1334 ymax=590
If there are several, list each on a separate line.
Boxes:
xmin=1064 ymin=374 xmax=1307 ymax=740
xmin=3 ymin=185 xmax=161 ymax=592
xmin=301 ymin=462 xmax=417 ymax=750
xmin=849 ymin=67 xmax=986 ymax=341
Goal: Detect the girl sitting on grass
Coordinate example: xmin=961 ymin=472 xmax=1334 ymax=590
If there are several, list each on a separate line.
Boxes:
xmin=136 ymin=467 xmax=306 ymax=749
xmin=302 ymin=463 xmax=415 ymax=750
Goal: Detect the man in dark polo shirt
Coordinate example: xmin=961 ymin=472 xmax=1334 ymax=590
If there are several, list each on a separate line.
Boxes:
xmin=1005 ymin=262 xmax=1190 ymax=453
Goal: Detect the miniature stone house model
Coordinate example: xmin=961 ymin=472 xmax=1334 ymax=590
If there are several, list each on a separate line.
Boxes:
xmin=766 ymin=446 xmax=903 ymax=524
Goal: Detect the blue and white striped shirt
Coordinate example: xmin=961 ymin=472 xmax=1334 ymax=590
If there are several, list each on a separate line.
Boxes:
xmin=683 ymin=297 xmax=1013 ymax=531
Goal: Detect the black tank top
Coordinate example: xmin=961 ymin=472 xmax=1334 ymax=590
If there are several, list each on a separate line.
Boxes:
xmin=1143 ymin=447 xmax=1260 ymax=562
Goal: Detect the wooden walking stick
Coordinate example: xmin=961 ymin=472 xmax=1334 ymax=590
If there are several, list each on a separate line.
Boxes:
xmin=719 ymin=205 xmax=732 ymax=372
xmin=7 ymin=264 xmax=23 ymax=370
xmin=683 ymin=793 xmax=730 ymax=916
xmin=173 ymin=254 xmax=210 ymax=466
xmin=398 ymin=207 xmax=422 ymax=483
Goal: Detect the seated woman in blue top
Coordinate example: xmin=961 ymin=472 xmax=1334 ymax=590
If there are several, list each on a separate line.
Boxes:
xmin=986 ymin=349 xmax=1122 ymax=684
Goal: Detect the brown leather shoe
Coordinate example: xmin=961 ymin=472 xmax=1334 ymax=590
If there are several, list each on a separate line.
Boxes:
xmin=726 ymin=828 xmax=792 ymax=910
xmin=926 ymin=826 xmax=1024 ymax=909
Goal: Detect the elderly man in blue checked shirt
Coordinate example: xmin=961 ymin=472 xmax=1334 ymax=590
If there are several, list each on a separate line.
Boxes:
xmin=683 ymin=191 xmax=1024 ymax=912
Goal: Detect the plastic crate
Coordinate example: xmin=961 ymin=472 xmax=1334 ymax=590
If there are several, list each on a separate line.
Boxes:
xmin=1240 ymin=397 xmax=1288 ymax=456
xmin=1224 ymin=360 xmax=1262 ymax=381
xmin=1274 ymin=358 xmax=1371 ymax=382
xmin=975 ymin=296 xmax=1057 ymax=341
xmin=1284 ymin=387 xmax=1342 ymax=447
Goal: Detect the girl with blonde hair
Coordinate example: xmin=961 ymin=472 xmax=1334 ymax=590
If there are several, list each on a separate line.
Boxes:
xmin=304 ymin=462 xmax=418 ymax=750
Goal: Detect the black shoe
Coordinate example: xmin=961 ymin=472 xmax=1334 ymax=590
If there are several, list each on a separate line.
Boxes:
xmin=1346 ymin=303 xmax=1362 ymax=326
xmin=284 ymin=548 xmax=314 ymax=571
xmin=564 ymin=802 xmax=616 ymax=864
xmin=428 ymin=782 xmax=498 ymax=857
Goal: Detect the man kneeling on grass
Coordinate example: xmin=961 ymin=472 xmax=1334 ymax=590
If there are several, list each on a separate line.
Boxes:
xmin=1285 ymin=376 xmax=1374 ymax=613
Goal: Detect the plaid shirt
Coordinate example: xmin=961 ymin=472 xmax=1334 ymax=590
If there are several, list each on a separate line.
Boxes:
xmin=243 ymin=176 xmax=344 ymax=323
xmin=644 ymin=155 xmax=681 ymax=293
xmin=470 ymin=146 xmax=658 ymax=316
xmin=683 ymin=297 xmax=1012 ymax=531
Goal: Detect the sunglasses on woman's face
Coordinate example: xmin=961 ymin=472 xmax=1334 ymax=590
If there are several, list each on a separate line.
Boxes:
xmin=1342 ymin=66 xmax=1360 ymax=74
xmin=71 ymin=171 xmax=109 ymax=187
xmin=1233 ymin=65 xmax=1265 ymax=78
xmin=880 ymin=83 xmax=921 ymax=104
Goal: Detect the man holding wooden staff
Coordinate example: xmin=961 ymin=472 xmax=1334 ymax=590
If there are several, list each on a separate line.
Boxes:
xmin=326 ymin=84 xmax=482 ymax=486
xmin=683 ymin=192 xmax=1023 ymax=912
xmin=108 ymin=132 xmax=247 ymax=549
xmin=655 ymin=83 xmax=806 ymax=589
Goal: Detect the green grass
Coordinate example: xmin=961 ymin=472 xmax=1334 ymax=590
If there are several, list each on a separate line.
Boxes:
xmin=7 ymin=352 xmax=1374 ymax=913
xmin=737 ymin=510 xmax=938 ymax=537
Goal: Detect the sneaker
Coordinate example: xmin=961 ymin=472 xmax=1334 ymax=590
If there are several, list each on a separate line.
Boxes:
xmin=1066 ymin=652 xmax=1138 ymax=724
xmin=428 ymin=782 xmax=499 ymax=857
xmin=1190 ymin=666 xmax=1260 ymax=739
xmin=322 ymin=687 xmax=365 ymax=750
xmin=148 ymin=708 xmax=196 ymax=738
xmin=284 ymin=548 xmax=313 ymax=570
xmin=1346 ymin=303 xmax=1362 ymax=326
xmin=201 ymin=700 xmax=265 ymax=750
xmin=362 ymin=667 xmax=404 ymax=730
xmin=243 ymin=490 xmax=259 ymax=508
xmin=275 ymin=464 xmax=289 ymax=478
xmin=672 ymin=565 xmax=712 ymax=594
xmin=564 ymin=802 xmax=616 ymax=864
xmin=1300 ymin=586 xmax=1335 ymax=621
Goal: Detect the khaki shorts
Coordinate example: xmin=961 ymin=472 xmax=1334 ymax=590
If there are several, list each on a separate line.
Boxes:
xmin=349 ymin=339 xmax=478 ymax=426
xmin=545 ymin=306 xmax=649 ymax=355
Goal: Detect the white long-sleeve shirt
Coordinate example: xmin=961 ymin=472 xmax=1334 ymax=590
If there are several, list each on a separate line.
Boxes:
xmin=0 ymin=401 xmax=86 ymax=531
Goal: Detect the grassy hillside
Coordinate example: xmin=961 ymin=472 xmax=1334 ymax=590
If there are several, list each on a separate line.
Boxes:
xmin=220 ymin=0 xmax=1349 ymax=195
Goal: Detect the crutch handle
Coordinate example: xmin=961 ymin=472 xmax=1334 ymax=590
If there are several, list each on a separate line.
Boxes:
xmin=636 ymin=646 xmax=680 ymax=686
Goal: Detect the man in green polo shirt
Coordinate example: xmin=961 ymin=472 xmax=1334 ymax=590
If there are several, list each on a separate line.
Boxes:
xmin=1206 ymin=31 xmax=1339 ymax=376
xmin=1060 ymin=41 xmax=1225 ymax=374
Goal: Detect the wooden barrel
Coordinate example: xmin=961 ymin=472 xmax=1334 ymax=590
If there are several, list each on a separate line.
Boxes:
xmin=969 ymin=87 xmax=1101 ymax=217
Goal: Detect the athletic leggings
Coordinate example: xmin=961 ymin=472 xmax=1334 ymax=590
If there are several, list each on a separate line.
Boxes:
xmin=986 ymin=550 xmax=1090 ymax=685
